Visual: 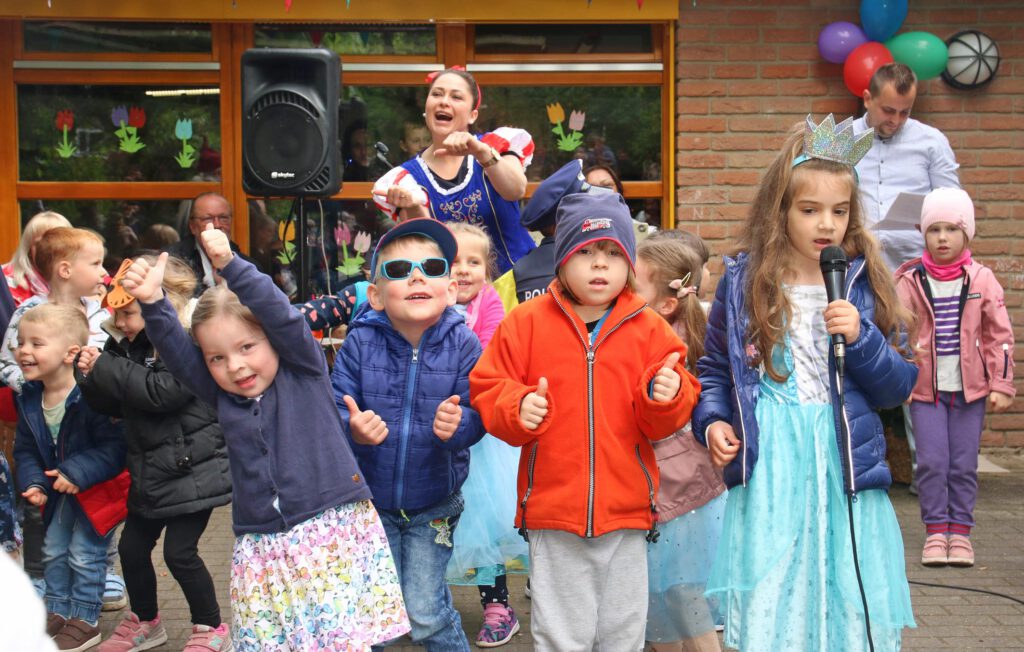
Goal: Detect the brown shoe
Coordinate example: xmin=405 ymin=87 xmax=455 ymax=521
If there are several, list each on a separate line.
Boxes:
xmin=52 ymin=618 xmax=101 ymax=652
xmin=46 ymin=612 xmax=66 ymax=638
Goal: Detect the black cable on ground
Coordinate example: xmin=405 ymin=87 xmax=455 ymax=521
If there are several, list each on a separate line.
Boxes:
xmin=909 ymin=580 xmax=1024 ymax=606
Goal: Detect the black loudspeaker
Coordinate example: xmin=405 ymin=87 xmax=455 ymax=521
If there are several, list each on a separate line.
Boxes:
xmin=241 ymin=48 xmax=341 ymax=196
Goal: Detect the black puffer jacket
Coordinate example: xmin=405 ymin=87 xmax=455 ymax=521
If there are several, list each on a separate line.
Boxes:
xmin=77 ymin=326 xmax=231 ymax=519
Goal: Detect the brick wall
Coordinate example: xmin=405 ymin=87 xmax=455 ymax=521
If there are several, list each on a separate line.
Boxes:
xmin=676 ymin=0 xmax=1024 ymax=447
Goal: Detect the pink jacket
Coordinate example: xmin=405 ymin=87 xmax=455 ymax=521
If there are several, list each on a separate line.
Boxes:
xmin=895 ymin=258 xmax=1016 ymax=403
xmin=464 ymin=285 xmax=505 ymax=349
xmin=652 ymin=425 xmax=724 ymax=523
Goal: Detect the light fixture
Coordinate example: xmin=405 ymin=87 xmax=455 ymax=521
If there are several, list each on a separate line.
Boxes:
xmin=144 ymin=88 xmax=221 ymax=97
xmin=942 ymin=30 xmax=1000 ymax=90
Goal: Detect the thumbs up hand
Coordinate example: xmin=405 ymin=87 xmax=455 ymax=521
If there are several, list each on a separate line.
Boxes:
xmin=343 ymin=394 xmax=389 ymax=445
xmin=519 ymin=377 xmax=549 ymax=431
xmin=200 ymin=223 xmax=234 ymax=270
xmin=651 ymin=352 xmax=682 ymax=403
xmin=121 ymin=252 xmax=168 ymax=304
xmin=433 ymin=395 xmax=463 ymax=441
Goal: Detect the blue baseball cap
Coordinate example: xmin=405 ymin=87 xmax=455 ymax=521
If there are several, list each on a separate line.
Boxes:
xmin=369 ymin=218 xmax=458 ymax=281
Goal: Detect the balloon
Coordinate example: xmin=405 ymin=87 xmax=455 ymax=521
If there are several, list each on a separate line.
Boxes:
xmin=886 ymin=31 xmax=950 ymax=80
xmin=843 ymin=42 xmax=894 ymax=97
xmin=818 ymin=21 xmax=869 ymax=64
xmin=860 ymin=0 xmax=908 ymax=42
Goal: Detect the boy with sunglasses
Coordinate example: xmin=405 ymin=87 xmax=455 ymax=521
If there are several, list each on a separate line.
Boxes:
xmin=332 ymin=219 xmax=485 ymax=651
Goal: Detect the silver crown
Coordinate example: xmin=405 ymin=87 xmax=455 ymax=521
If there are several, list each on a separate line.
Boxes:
xmin=800 ymin=114 xmax=874 ymax=167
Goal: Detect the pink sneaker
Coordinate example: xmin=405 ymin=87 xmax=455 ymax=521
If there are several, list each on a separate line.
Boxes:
xmin=947 ymin=534 xmax=975 ymax=567
xmin=921 ymin=534 xmax=948 ymax=566
xmin=98 ymin=612 xmax=168 ymax=652
xmin=184 ymin=623 xmax=233 ymax=651
xmin=476 ymin=603 xmax=520 ymax=648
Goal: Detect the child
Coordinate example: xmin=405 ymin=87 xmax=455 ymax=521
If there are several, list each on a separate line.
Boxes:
xmin=894 ymin=187 xmax=1015 ymax=568
xmin=332 ymin=218 xmax=485 ymax=651
xmin=634 ymin=236 xmax=726 ymax=652
xmin=471 ymin=192 xmax=699 ymax=650
xmin=77 ymin=256 xmax=234 ymax=651
xmin=121 ymin=226 xmax=409 ymax=650
xmin=443 ymin=223 xmax=526 ymax=647
xmin=399 ymin=121 xmax=431 ymax=160
xmin=13 ymin=304 xmax=127 ymax=652
xmin=1 ymin=227 xmax=109 ymax=393
xmin=693 ymin=115 xmax=918 ymax=650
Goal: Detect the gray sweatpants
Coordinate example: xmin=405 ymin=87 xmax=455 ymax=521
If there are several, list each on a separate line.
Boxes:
xmin=529 ymin=528 xmax=648 ymax=651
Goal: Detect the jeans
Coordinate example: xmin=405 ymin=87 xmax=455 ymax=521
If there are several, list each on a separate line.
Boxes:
xmin=375 ymin=491 xmax=469 ymax=652
xmin=910 ymin=392 xmax=987 ymax=528
xmin=43 ymin=495 xmax=112 ymax=623
xmin=119 ymin=509 xmax=220 ymax=626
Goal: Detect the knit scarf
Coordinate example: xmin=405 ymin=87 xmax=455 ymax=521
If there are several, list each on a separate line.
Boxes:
xmin=921 ymin=248 xmax=972 ymax=281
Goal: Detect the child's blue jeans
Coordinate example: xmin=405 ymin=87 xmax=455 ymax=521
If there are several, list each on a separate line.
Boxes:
xmin=375 ymin=491 xmax=469 ymax=652
xmin=42 ymin=495 xmax=112 ymax=623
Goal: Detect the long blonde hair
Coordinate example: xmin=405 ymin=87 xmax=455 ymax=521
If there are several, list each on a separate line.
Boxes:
xmin=637 ymin=237 xmax=706 ymax=369
xmin=738 ymin=121 xmax=914 ymax=382
xmin=8 ymin=211 xmax=71 ymax=291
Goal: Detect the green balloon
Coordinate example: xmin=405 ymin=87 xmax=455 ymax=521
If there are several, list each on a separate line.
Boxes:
xmin=885 ymin=31 xmax=949 ymax=80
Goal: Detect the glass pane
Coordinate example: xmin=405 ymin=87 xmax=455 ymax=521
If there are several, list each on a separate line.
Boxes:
xmin=252 ymin=198 xmax=393 ymax=300
xmin=24 ymin=21 xmax=211 ymax=54
xmin=475 ymin=24 xmax=653 ymax=55
xmin=478 ymin=85 xmax=661 ymax=183
xmin=338 ymin=86 xmax=427 ymax=182
xmin=19 ymin=85 xmax=221 ymax=182
xmin=254 ymin=23 xmax=435 ymax=56
xmin=19 ymin=199 xmax=193 ymax=272
xmin=626 ymin=198 xmax=662 ymax=230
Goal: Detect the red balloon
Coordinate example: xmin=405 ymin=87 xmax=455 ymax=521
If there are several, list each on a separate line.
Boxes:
xmin=843 ymin=41 xmax=894 ymax=97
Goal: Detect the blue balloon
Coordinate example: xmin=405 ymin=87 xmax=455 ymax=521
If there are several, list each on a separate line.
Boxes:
xmin=818 ymin=21 xmax=869 ymax=64
xmin=860 ymin=0 xmax=908 ymax=42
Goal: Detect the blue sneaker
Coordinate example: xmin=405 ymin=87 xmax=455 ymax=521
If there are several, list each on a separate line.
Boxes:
xmin=102 ymin=572 xmax=127 ymax=611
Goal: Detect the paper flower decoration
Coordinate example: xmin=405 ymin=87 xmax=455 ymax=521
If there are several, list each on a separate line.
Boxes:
xmin=276 ymin=218 xmax=297 ymax=266
xmin=111 ymin=105 xmax=146 ymax=153
xmin=335 ymin=227 xmax=369 ymax=278
xmin=54 ymin=109 xmax=77 ymax=158
xmin=174 ymin=118 xmax=197 ymax=168
xmin=546 ymin=101 xmax=586 ymax=152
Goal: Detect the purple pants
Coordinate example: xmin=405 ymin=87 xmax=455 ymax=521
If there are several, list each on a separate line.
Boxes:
xmin=909 ymin=392 xmax=987 ymax=528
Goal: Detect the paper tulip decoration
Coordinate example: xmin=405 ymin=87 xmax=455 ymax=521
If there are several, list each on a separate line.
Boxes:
xmin=112 ymin=105 xmax=146 ymax=153
xmin=55 ymin=109 xmax=77 ymax=158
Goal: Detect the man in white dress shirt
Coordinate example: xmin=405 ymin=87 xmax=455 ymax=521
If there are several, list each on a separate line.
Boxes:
xmin=854 ymin=63 xmax=961 ymax=271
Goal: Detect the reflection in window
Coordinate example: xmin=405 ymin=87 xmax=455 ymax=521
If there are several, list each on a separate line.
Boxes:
xmin=338 ymin=86 xmax=426 ymax=182
xmin=254 ymin=198 xmax=393 ymax=300
xmin=19 ymin=199 xmax=190 ymax=276
xmin=19 ymin=85 xmax=221 ymax=183
xmin=254 ymin=23 xmax=435 ymax=56
xmin=24 ymin=21 xmax=211 ymax=53
xmin=477 ymin=86 xmax=661 ymax=183
xmin=475 ymin=24 xmax=653 ymax=55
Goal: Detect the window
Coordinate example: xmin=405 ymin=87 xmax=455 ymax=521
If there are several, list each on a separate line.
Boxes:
xmin=23 ymin=21 xmax=212 ymax=54
xmin=254 ymin=23 xmax=436 ymax=57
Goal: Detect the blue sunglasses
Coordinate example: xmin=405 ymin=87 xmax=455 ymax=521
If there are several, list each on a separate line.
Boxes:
xmin=379 ymin=257 xmax=449 ymax=281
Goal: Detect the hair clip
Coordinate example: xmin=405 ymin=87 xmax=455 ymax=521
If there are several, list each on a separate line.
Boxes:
xmin=668 ymin=273 xmax=697 ymax=299
xmin=792 ymin=114 xmax=874 ymax=169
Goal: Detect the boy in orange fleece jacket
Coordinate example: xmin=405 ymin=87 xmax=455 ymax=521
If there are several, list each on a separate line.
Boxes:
xmin=470 ymin=192 xmax=699 ymax=651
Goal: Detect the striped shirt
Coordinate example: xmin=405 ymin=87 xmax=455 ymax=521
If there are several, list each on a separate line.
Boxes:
xmin=927 ymin=276 xmax=964 ymax=391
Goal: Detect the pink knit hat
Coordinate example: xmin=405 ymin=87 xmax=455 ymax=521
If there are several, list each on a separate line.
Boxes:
xmin=920 ymin=187 xmax=975 ymax=241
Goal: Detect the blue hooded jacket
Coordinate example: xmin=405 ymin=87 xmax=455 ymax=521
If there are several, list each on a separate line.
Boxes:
xmin=332 ymin=305 xmax=485 ymax=512
xmin=692 ymin=253 xmax=917 ymax=493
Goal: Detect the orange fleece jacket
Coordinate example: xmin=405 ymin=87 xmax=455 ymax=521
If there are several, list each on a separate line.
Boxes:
xmin=470 ymin=282 xmax=700 ymax=538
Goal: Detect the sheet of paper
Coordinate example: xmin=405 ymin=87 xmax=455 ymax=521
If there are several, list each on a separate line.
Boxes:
xmin=873 ymin=192 xmax=926 ymax=231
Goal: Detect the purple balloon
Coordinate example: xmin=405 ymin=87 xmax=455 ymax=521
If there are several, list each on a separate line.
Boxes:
xmin=818 ymin=21 xmax=869 ymax=64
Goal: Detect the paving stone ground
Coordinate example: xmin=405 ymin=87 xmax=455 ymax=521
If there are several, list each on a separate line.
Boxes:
xmin=96 ymin=451 xmax=1024 ymax=650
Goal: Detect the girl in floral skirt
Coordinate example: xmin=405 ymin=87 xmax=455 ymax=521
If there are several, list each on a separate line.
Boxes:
xmin=121 ymin=225 xmax=409 ymax=651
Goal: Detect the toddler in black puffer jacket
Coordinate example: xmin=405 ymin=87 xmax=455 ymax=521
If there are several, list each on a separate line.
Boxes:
xmin=77 ymin=254 xmax=233 ymax=651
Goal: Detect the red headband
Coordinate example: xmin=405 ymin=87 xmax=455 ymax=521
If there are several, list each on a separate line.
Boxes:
xmin=425 ymin=65 xmax=482 ymax=111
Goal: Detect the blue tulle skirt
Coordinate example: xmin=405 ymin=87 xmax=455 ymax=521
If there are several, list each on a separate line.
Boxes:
xmin=446 ymin=434 xmax=528 ymax=586
xmin=705 ymin=396 xmax=915 ymax=651
xmin=646 ymin=492 xmax=727 ymax=642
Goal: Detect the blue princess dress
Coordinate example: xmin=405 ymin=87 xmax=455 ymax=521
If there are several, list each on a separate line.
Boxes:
xmin=705 ymin=285 xmax=915 ymax=651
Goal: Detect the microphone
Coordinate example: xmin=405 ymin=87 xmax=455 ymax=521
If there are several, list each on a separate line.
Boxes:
xmin=819 ymin=245 xmax=848 ymax=376
xmin=374 ymin=141 xmax=393 ymax=168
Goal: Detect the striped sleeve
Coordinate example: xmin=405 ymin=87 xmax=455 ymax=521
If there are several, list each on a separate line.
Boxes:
xmin=481 ymin=127 xmax=535 ymax=169
xmin=371 ymin=165 xmax=429 ymax=219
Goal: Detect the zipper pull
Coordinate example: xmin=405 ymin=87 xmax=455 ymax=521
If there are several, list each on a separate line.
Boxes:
xmin=411 ymin=348 xmax=419 ymax=363
xmin=587 ymin=350 xmax=595 ymax=363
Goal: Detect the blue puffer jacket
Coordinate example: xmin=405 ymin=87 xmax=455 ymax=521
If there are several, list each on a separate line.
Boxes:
xmin=692 ymin=253 xmax=917 ymax=493
xmin=332 ymin=306 xmax=485 ymax=512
